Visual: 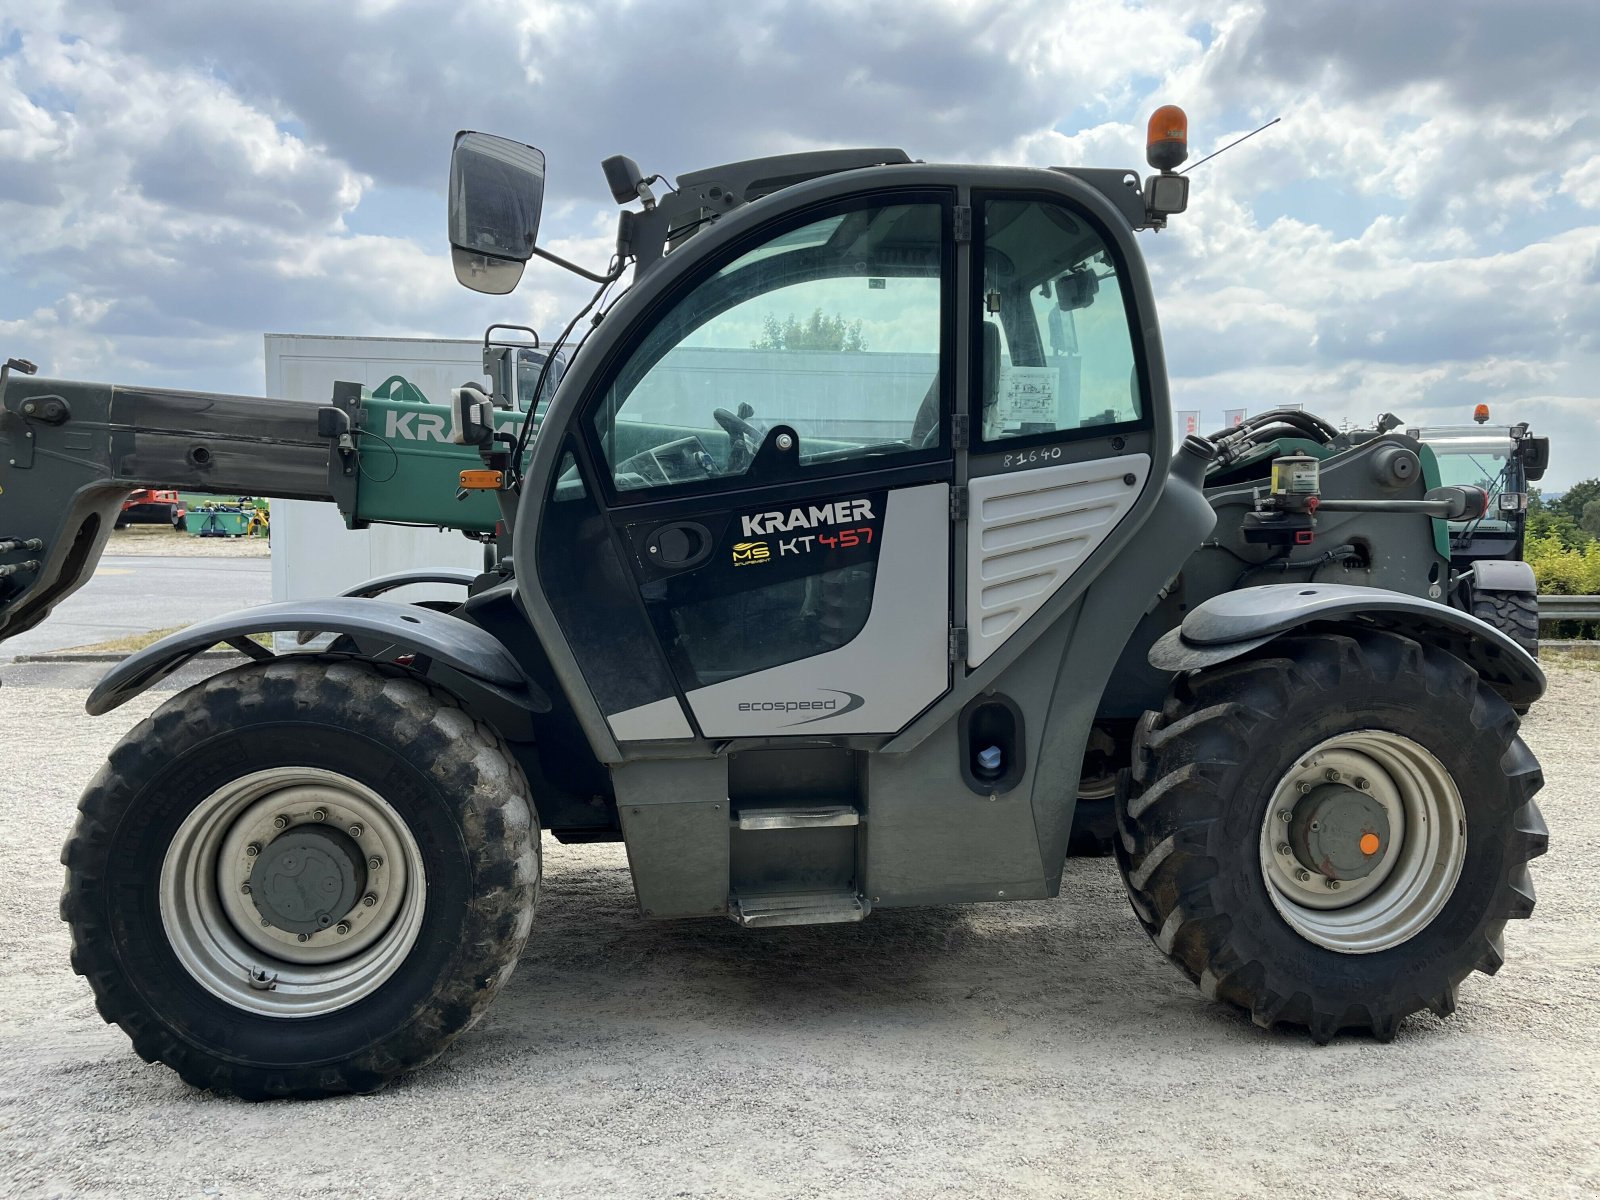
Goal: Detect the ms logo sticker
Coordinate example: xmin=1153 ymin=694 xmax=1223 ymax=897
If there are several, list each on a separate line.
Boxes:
xmin=731 ymin=541 xmax=771 ymax=566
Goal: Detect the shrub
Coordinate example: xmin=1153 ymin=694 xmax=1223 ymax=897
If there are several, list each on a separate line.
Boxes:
xmin=1526 ymin=531 xmax=1600 ymax=594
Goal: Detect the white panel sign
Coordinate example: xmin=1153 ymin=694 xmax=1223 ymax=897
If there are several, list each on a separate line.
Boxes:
xmin=997 ymin=366 xmax=1058 ymax=424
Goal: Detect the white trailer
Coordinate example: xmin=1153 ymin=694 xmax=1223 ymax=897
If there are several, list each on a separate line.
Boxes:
xmin=264 ymin=334 xmax=488 ymax=619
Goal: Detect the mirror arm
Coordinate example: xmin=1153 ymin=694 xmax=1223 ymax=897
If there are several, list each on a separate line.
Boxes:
xmin=531 ymin=245 xmax=624 ymax=284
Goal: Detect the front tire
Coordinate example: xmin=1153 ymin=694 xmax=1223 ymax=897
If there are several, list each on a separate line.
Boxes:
xmin=1115 ymin=630 xmax=1546 ymax=1042
xmin=1067 ymin=723 xmax=1129 ymax=857
xmin=61 ymin=659 xmax=540 ymax=1098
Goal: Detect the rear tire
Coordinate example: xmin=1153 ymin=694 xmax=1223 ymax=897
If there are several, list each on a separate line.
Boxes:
xmin=61 ymin=659 xmax=540 ymax=1098
xmin=1115 ymin=630 xmax=1546 ymax=1042
xmin=1472 ymin=588 xmax=1539 ymax=658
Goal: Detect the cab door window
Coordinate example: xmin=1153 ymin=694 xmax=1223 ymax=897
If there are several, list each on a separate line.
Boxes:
xmin=976 ymin=198 xmax=1142 ymax=444
xmin=591 ymin=199 xmax=948 ymax=494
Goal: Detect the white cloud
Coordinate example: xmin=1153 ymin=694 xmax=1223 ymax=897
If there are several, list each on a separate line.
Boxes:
xmin=1559 ymin=155 xmax=1600 ymax=209
xmin=0 ymin=0 xmax=1595 ymax=489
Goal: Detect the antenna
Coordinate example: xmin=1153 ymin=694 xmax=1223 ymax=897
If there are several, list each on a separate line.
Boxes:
xmin=1179 ymin=117 xmax=1281 ymax=175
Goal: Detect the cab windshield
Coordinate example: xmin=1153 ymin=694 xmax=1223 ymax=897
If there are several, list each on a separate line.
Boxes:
xmin=1432 ymin=443 xmax=1515 ymax=531
xmin=593 ymin=200 xmax=947 ymax=491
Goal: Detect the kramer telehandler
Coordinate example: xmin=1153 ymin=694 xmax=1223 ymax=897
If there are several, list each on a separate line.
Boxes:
xmin=0 ymin=110 xmax=1546 ymax=1097
xmin=253 ymin=362 xmax=1550 ymax=858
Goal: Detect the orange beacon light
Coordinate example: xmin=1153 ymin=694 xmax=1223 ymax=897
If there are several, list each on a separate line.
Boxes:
xmin=1147 ymin=105 xmax=1189 ymax=172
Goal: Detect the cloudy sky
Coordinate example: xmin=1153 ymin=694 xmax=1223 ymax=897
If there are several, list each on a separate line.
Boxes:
xmin=2 ymin=0 xmax=1596 ymax=486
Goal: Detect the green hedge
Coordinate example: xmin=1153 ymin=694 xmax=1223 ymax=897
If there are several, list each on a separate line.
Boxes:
xmin=1527 ymin=532 xmax=1600 ymax=596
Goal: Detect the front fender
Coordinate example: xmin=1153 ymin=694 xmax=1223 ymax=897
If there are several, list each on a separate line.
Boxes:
xmin=338 ymin=567 xmax=481 ymax=599
xmin=1465 ymin=559 xmax=1537 ymax=595
xmin=86 ymin=597 xmax=551 ymax=719
xmin=1148 ymin=582 xmax=1545 ymax=711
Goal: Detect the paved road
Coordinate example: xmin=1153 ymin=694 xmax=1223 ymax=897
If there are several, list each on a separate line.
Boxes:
xmin=0 ymin=556 xmax=270 ymax=662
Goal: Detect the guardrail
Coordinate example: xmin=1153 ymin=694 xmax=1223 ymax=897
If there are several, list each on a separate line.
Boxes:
xmin=1538 ymin=595 xmax=1600 ymax=621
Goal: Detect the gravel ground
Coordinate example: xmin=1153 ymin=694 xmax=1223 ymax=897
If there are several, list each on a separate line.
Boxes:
xmin=106 ymin=526 xmax=269 ymax=559
xmin=1 ymin=669 xmax=1597 ymax=1200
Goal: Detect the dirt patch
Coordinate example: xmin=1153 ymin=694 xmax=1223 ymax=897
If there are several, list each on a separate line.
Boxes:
xmin=108 ymin=525 xmax=269 ymax=559
xmin=1 ymin=670 xmax=1596 ymax=1199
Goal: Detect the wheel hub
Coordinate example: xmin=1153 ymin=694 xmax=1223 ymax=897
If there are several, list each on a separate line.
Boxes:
xmin=1258 ymin=731 xmax=1467 ymax=954
xmin=249 ymin=825 xmax=367 ymax=935
xmin=1287 ymin=784 xmax=1390 ymax=882
xmin=160 ymin=768 xmax=427 ymax=1017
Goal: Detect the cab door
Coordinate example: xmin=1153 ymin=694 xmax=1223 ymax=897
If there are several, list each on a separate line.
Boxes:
xmin=539 ymin=193 xmax=958 ymax=742
xmin=959 ymin=192 xmax=1155 ymax=668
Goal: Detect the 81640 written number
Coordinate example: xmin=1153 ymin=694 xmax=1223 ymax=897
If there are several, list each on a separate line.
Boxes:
xmin=1000 ymin=446 xmax=1063 ymax=469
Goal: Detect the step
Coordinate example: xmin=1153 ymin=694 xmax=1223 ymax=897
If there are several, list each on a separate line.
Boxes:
xmin=730 ymin=891 xmax=871 ymax=928
xmin=735 ymin=804 xmax=860 ymax=832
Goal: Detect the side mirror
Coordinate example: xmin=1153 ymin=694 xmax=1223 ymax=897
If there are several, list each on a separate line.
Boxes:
xmin=448 ymin=131 xmax=547 ymax=295
xmin=1425 ymin=485 xmax=1488 ymax=521
xmin=1519 ymin=435 xmax=1550 ymax=482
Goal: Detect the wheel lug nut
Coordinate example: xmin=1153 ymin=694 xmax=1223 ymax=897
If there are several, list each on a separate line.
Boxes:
xmin=1279 ymin=809 xmax=1294 ymax=823
xmin=272 ymin=815 xmax=289 ymax=830
xmin=245 ymin=842 xmax=261 ymax=857
xmin=297 ymin=933 xmax=310 ymax=942
xmin=311 ymin=808 xmax=326 ymax=822
xmin=362 ymin=893 xmax=377 ymax=907
xmin=348 ymin=824 xmax=363 ymax=838
xmin=1325 ymin=878 xmax=1342 ymax=890
xmin=240 ymin=883 xmax=252 ymax=894
xmin=368 ymin=856 xmax=383 ymax=870
xmin=1354 ymin=776 xmax=1371 ymax=791
xmin=260 ymin=917 xmax=270 ymax=927
xmin=335 ymin=921 xmax=351 ymax=935
xmin=1276 ymin=842 xmax=1292 ymax=856
xmin=1297 ymin=782 xmax=1314 ymax=795
xmin=1324 ymin=768 xmax=1341 ymax=782
xmin=1294 ymin=868 xmax=1311 ymax=882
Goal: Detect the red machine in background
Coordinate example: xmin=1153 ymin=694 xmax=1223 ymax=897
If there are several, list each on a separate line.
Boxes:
xmin=114 ymin=488 xmax=187 ymax=530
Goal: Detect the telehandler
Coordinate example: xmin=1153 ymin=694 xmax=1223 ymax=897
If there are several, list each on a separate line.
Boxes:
xmin=0 ymin=109 xmax=1546 ymax=1097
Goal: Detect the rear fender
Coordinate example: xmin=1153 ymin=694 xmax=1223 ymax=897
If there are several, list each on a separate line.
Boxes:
xmin=1149 ymin=582 xmax=1544 ymax=711
xmin=85 ymin=598 xmax=552 ymax=735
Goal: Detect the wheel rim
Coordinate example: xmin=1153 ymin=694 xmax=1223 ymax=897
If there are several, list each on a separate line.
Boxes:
xmin=1077 ymin=726 xmax=1118 ymax=801
xmin=1258 ymin=730 xmax=1466 ymax=954
xmin=160 ymin=767 xmax=427 ymax=1017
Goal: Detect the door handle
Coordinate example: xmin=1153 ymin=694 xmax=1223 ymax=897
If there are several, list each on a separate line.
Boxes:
xmin=644 ymin=521 xmax=713 ymax=570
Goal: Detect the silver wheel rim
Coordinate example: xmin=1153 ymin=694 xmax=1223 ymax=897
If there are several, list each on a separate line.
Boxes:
xmin=1259 ymin=730 xmax=1466 ymax=954
xmin=160 ymin=767 xmax=427 ymax=1017
xmin=1078 ymin=726 xmax=1118 ymax=801
xmin=1077 ymin=771 xmax=1117 ymax=802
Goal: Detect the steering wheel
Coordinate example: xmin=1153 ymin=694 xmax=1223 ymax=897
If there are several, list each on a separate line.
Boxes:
xmin=713 ymin=407 xmax=763 ymax=475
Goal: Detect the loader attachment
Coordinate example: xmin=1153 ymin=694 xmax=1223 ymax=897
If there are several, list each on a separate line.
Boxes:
xmin=0 ymin=368 xmax=331 ymax=644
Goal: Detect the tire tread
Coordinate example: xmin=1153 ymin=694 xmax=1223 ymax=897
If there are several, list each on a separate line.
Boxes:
xmin=60 ymin=659 xmax=540 ymax=1099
